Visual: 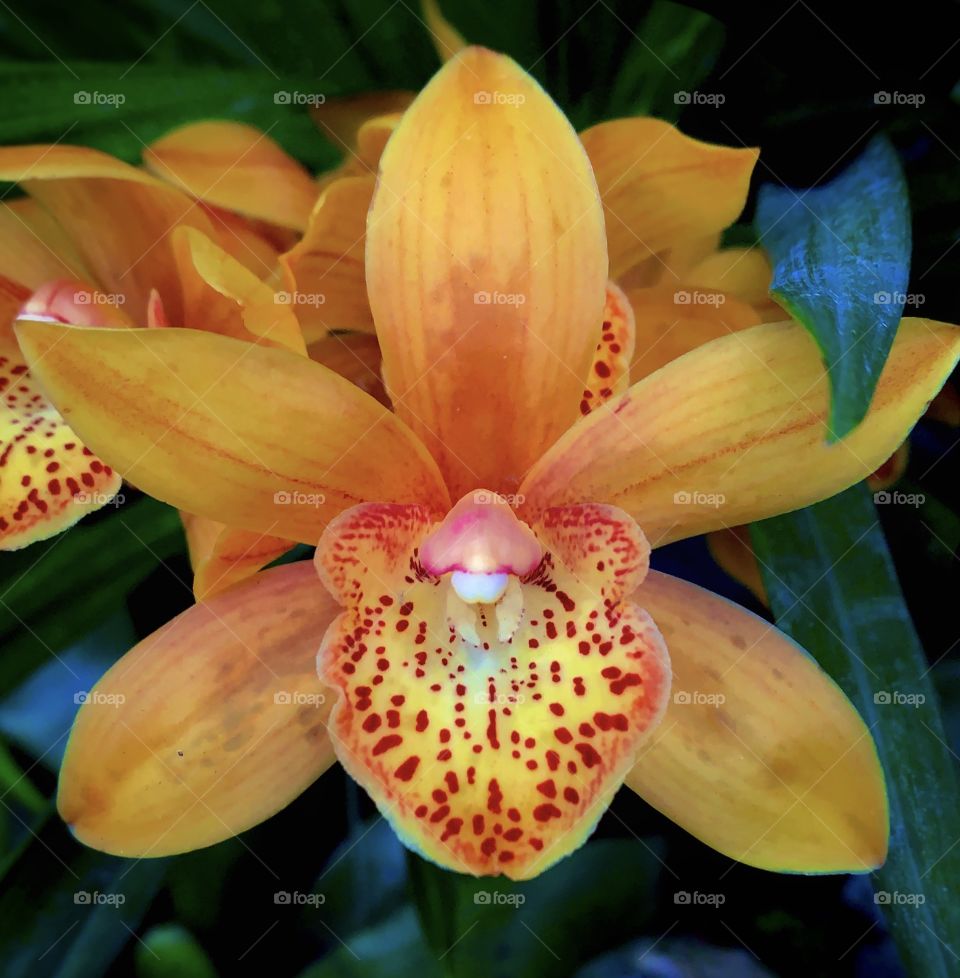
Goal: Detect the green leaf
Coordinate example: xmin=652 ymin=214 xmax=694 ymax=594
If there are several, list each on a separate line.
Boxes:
xmin=755 ymin=135 xmax=911 ymax=440
xmin=751 ymin=485 xmax=960 ymax=978
xmin=0 ymin=737 xmax=45 ymax=814
xmin=0 ymin=497 xmax=183 ymax=693
xmin=407 ymin=838 xmax=662 ymax=978
xmin=0 ymin=815 xmax=167 ymax=978
xmin=136 ymin=924 xmax=219 ymax=978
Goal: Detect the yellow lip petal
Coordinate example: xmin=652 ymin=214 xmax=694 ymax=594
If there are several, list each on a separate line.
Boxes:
xmin=520 ymin=318 xmax=960 ymax=546
xmin=366 ymin=46 xmax=608 ymax=499
xmin=580 ymin=118 xmax=757 ymax=282
xmin=58 ymin=562 xmax=338 ymax=856
xmin=278 ymin=176 xmax=376 ymax=342
xmin=627 ymin=571 xmax=888 ymax=872
xmin=15 ymin=321 xmax=450 ymax=542
xmin=0 ymin=144 xmax=217 ymax=323
xmin=144 ymin=121 xmax=318 ymax=232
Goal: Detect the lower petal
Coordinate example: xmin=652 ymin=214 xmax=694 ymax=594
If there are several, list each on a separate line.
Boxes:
xmin=58 ymin=562 xmax=339 ymax=856
xmin=625 ymin=571 xmax=888 ymax=872
xmin=315 ymin=497 xmax=671 ymax=879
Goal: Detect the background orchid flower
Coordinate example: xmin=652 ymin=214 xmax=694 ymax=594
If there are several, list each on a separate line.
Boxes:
xmin=14 ymin=48 xmax=960 ymax=884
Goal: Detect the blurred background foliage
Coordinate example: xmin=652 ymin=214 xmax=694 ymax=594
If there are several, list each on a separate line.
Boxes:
xmin=0 ymin=1 xmax=958 ymax=976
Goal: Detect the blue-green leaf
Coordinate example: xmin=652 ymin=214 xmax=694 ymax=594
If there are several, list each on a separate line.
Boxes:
xmin=751 ymin=485 xmax=960 ymax=978
xmin=755 ymin=135 xmax=911 ymax=440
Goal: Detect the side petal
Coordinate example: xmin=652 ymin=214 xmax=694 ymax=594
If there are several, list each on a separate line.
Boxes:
xmin=307 ymin=331 xmax=388 ymax=406
xmin=580 ymin=119 xmax=757 ymax=281
xmin=58 ymin=562 xmax=338 ymax=856
xmin=278 ymin=176 xmax=375 ymax=342
xmin=0 ymin=145 xmax=218 ymax=323
xmin=144 ymin=122 xmax=318 ymax=232
xmin=366 ymin=47 xmax=608 ymax=499
xmin=579 ymin=281 xmax=636 ymax=416
xmin=172 ymin=226 xmax=305 ymax=354
xmin=626 ymin=284 xmax=762 ymax=383
xmin=1 ymin=277 xmax=121 ymax=550
xmin=181 ymin=512 xmax=295 ymax=601
xmin=0 ymin=199 xmax=90 ymax=288
xmin=520 ymin=318 xmax=960 ymax=546
xmin=626 ymin=571 xmax=888 ymax=872
xmin=15 ymin=321 xmax=450 ymax=543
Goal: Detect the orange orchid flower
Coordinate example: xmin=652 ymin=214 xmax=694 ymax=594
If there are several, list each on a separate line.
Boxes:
xmin=11 ymin=48 xmax=960 ymax=881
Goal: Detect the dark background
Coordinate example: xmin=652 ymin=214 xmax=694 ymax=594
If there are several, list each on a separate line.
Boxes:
xmin=0 ymin=1 xmax=957 ymax=976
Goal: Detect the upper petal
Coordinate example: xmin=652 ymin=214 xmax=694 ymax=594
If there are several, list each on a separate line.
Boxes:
xmin=626 ymin=570 xmax=887 ymax=872
xmin=15 ymin=321 xmax=450 ymax=543
xmin=520 ymin=318 xmax=960 ymax=546
xmin=144 ymin=121 xmax=318 ymax=232
xmin=58 ymin=562 xmax=338 ymax=856
xmin=580 ymin=119 xmax=757 ymax=281
xmin=366 ymin=47 xmax=608 ymax=498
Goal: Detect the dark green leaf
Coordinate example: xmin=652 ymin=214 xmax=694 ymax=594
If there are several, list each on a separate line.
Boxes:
xmin=751 ymin=485 xmax=960 ymax=978
xmin=407 ymin=838 xmax=663 ymax=978
xmin=755 ymin=135 xmax=911 ymax=440
xmin=136 ymin=924 xmax=219 ymax=978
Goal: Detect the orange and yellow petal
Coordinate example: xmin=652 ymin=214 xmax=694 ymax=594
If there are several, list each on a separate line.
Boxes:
xmin=16 ymin=321 xmax=449 ymax=543
xmin=315 ymin=496 xmax=670 ymax=879
xmin=307 ymin=331 xmax=388 ymax=406
xmin=0 ymin=199 xmax=91 ymax=288
xmin=579 ymin=281 xmax=636 ymax=416
xmin=278 ymin=176 xmax=375 ymax=342
xmin=520 ymin=318 xmax=960 ymax=546
xmin=144 ymin=121 xmax=318 ymax=233
xmin=626 ymin=284 xmax=762 ymax=383
xmin=627 ymin=571 xmax=887 ymax=872
xmin=706 ymin=525 xmax=769 ymax=606
xmin=172 ymin=226 xmax=305 ymax=354
xmin=0 ymin=277 xmax=121 ymax=550
xmin=311 ymin=91 xmax=413 ymax=160
xmin=367 ymin=47 xmax=608 ymax=499
xmin=180 ymin=512 xmax=295 ymax=601
xmin=579 ymin=119 xmax=757 ymax=281
xmin=0 ymin=145 xmax=218 ymax=323
xmin=58 ymin=562 xmax=338 ymax=856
